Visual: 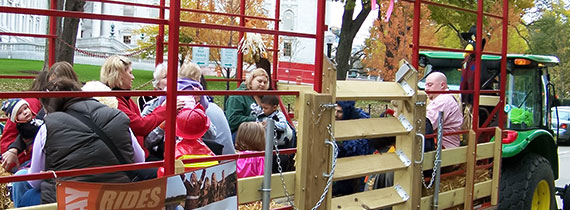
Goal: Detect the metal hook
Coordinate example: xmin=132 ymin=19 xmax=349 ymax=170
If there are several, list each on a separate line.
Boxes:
xmin=414 ymin=133 xmax=425 ymax=164
xmin=323 ymin=140 xmax=334 ymax=178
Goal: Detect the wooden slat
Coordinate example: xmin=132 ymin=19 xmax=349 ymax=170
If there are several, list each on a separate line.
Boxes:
xmin=464 ymin=130 xmax=477 ymax=209
xmin=334 ymin=118 xmax=409 ymax=141
xmin=277 ymin=83 xmax=314 ymax=93
xmin=238 ymin=172 xmax=295 ymax=204
xmin=336 ymin=81 xmax=412 ymax=101
xmin=420 ymin=180 xmax=492 ymax=210
xmin=480 ymin=95 xmax=499 ymax=107
xmin=334 ymin=153 xmax=407 ymax=181
xmin=332 ymin=187 xmax=406 ymax=209
xmin=11 ymin=203 xmax=57 ymax=210
xmin=491 ymin=128 xmax=502 ymax=205
xmin=422 ymin=142 xmax=495 ymax=170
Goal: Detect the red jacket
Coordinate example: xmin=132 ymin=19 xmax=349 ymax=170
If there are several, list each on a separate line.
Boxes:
xmin=116 ymin=96 xmax=166 ymax=157
xmin=0 ymin=98 xmax=42 ymax=164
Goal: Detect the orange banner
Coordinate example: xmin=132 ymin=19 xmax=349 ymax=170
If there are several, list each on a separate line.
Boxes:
xmin=56 ymin=177 xmax=167 ymax=210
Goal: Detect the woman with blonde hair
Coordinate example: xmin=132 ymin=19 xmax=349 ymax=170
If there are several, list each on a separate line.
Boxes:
xmin=234 ymin=122 xmax=265 ymax=178
xmin=100 ymin=55 xmax=166 ymax=162
xmin=225 ymin=68 xmax=269 ymax=139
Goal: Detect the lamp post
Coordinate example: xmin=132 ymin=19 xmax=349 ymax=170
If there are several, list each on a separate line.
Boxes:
xmin=110 ymin=23 xmax=115 ymax=38
xmin=325 ymin=33 xmax=335 ymax=59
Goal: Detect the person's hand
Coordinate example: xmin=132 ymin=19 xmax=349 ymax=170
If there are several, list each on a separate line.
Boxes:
xmin=177 ymin=99 xmax=185 ymax=111
xmin=1 ymin=148 xmax=19 ymax=171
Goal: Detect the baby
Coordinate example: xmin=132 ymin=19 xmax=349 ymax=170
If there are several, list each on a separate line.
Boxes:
xmin=257 ymin=95 xmax=293 ymax=147
xmin=1 ymin=98 xmax=45 ymax=171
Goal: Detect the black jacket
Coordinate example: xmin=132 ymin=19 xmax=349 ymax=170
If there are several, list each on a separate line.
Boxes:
xmin=40 ymin=99 xmax=134 ymax=204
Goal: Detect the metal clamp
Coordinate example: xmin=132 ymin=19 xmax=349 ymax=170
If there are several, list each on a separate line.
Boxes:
xmin=394 ymin=184 xmax=410 ymax=201
xmin=323 ymin=140 xmax=335 ymax=178
xmin=400 ymin=81 xmax=415 ymax=96
xmin=398 ymin=114 xmax=414 ymax=132
xmin=415 ymin=133 xmax=425 ymax=164
xmin=395 ymin=149 xmax=411 ymax=167
xmin=320 ymin=103 xmax=337 ymax=109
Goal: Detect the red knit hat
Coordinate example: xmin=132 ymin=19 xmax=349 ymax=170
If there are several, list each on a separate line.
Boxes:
xmin=176 ymin=104 xmax=210 ymax=139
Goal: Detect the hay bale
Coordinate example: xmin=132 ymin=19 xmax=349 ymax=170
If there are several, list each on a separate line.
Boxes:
xmin=0 ymin=168 xmax=13 ymax=209
xmin=239 ymin=200 xmax=286 ymax=210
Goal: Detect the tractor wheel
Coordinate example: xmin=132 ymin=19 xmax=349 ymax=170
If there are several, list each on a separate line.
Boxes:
xmin=499 ymin=153 xmax=555 ymax=210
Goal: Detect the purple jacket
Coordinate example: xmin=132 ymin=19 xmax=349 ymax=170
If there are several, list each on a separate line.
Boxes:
xmin=159 ymin=78 xmax=208 ymax=109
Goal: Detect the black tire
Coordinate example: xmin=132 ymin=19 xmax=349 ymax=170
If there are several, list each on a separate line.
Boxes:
xmin=499 ymin=153 xmax=555 ymax=210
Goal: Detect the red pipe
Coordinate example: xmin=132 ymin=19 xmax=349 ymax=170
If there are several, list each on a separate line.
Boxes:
xmin=86 ymin=0 xmax=161 ymax=9
xmin=0 ymin=32 xmax=56 ymax=39
xmin=473 ymin=0 xmax=483 ymax=131
xmin=0 ymin=148 xmax=297 ymax=184
xmin=401 ymin=0 xmax=502 ymax=19
xmin=48 ymin=0 xmax=56 ymax=67
xmin=178 ymin=7 xmax=276 ymax=22
xmin=313 ymin=0 xmax=326 ymax=93
xmin=411 ymin=0 xmax=421 ymax=69
xmin=155 ymin=0 xmax=165 ymax=66
xmin=205 ymin=78 xmax=244 ymax=82
xmin=0 ymin=90 xmax=299 ymax=98
xmin=236 ymin=0 xmax=246 ymax=88
xmin=181 ymin=148 xmax=297 ymax=164
xmin=164 ymin=0 xmax=181 ymax=176
xmin=272 ymin=0 xmax=281 ymax=88
xmin=481 ymin=104 xmax=500 ymax=128
xmin=0 ymin=75 xmax=37 ymax=79
xmin=168 ymin=43 xmax=278 ymax=51
xmin=0 ymin=6 xmax=167 ymax=25
xmin=498 ymin=0 xmax=508 ymax=130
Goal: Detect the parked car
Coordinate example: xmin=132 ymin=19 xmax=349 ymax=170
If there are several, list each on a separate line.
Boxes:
xmin=552 ymin=106 xmax=570 ymax=144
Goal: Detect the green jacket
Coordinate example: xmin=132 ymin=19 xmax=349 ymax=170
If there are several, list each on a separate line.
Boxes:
xmin=225 ymin=84 xmax=261 ymax=133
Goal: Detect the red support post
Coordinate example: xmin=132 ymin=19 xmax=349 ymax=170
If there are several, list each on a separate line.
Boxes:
xmin=472 ymin=0 xmax=484 ymax=131
xmin=164 ymin=0 xmax=181 ymax=176
xmin=411 ymin=0 xmax=421 ymax=68
xmin=155 ymin=0 xmax=165 ymax=66
xmin=498 ymin=0 xmax=508 ymax=129
xmin=236 ymin=0 xmax=246 ymax=88
xmin=48 ymin=0 xmax=57 ymax=67
xmin=313 ymin=0 xmax=326 ymax=93
xmin=272 ymin=0 xmax=281 ymax=89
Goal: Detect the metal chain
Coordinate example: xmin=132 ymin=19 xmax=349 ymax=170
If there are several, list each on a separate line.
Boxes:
xmin=273 ymin=129 xmax=297 ymax=209
xmin=420 ymin=136 xmax=441 ymax=189
xmin=272 ymin=124 xmax=338 ymax=210
xmin=310 ymin=104 xmax=329 ymax=126
xmin=311 ymin=124 xmax=338 ymax=210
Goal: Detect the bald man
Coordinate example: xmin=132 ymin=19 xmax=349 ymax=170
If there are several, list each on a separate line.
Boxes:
xmin=425 ymin=72 xmax=463 ymax=149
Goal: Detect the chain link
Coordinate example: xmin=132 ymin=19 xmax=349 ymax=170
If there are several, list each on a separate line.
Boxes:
xmin=270 ymin=103 xmax=337 ymax=210
xmin=420 ymin=135 xmax=441 ymax=189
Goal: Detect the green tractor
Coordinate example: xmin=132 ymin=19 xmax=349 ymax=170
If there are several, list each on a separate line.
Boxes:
xmin=418 ymin=51 xmax=560 ymax=210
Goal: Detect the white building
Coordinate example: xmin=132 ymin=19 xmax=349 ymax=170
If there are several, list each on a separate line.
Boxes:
xmin=0 ymin=0 xmax=48 ymax=44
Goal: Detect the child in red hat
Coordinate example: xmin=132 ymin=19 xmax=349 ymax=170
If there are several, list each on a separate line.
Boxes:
xmin=157 ymin=104 xmax=217 ymax=177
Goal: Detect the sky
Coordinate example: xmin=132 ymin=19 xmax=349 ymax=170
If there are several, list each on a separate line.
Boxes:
xmin=326 ymin=0 xmax=379 ymax=48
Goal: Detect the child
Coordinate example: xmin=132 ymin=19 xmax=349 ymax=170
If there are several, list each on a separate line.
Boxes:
xmin=156 ymin=104 xmax=217 ymax=177
xmin=1 ymin=99 xmax=45 ymax=171
xmin=257 ymin=95 xmax=293 ymax=147
xmin=235 ymin=122 xmax=265 ymax=178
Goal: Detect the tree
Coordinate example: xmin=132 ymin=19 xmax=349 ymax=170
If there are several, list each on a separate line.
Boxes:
xmin=335 ymin=0 xmax=372 ymax=80
xmin=135 ymin=0 xmax=269 ymax=68
xmin=526 ymin=2 xmax=570 ymax=97
xmin=42 ymin=0 xmax=85 ymax=70
xmin=363 ymin=3 xmax=439 ymax=81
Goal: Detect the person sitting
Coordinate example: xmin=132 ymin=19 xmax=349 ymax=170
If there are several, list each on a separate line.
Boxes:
xmin=23 ymin=78 xmax=144 ymax=205
xmin=225 ymin=68 xmax=268 ymax=140
xmin=100 ymin=55 xmax=167 ymax=161
xmin=199 ymin=75 xmax=236 ymax=155
xmin=234 ymin=122 xmax=266 ymax=178
xmin=156 ymin=104 xmax=217 ymax=177
xmin=1 ymin=99 xmax=45 ymax=172
xmin=425 ymin=72 xmax=463 ymax=149
xmin=257 ymin=95 xmax=294 ymax=148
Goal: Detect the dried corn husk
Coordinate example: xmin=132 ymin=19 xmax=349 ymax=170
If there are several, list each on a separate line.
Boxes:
xmin=239 ymin=200 xmax=286 ymax=210
xmin=0 ymin=168 xmax=13 ymax=209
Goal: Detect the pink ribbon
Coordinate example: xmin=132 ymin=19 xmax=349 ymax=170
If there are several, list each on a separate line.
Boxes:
xmin=384 ymin=0 xmax=395 ymax=22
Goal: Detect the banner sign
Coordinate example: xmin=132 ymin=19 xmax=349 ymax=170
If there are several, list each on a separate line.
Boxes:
xmin=220 ymin=48 xmax=237 ymax=68
xmin=57 ymin=161 xmax=238 ymax=210
xmin=192 ymin=47 xmax=210 ymax=66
